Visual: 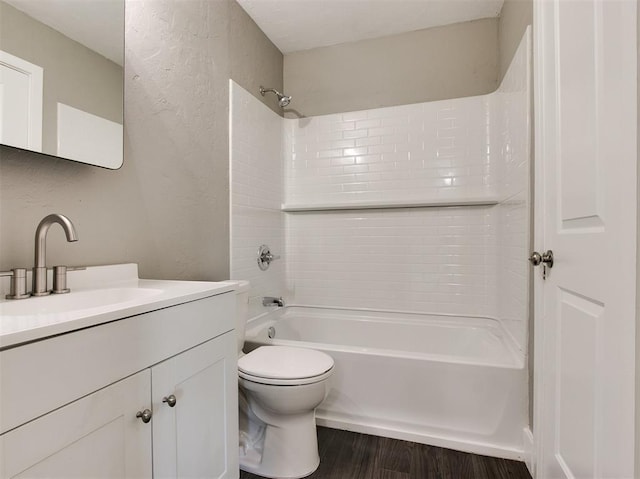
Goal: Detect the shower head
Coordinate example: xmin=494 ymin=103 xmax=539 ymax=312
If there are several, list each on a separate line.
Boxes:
xmin=259 ymin=86 xmax=292 ymax=108
xmin=278 ymin=95 xmax=292 ymax=107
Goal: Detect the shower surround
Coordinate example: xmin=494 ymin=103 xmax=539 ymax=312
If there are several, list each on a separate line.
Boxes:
xmin=230 ymin=30 xmax=530 ymax=457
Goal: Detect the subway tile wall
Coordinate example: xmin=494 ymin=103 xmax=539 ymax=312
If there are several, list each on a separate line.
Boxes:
xmin=496 ymin=193 xmax=529 ymax=349
xmin=284 ymin=30 xmax=531 ymax=331
xmin=231 ymin=82 xmax=282 ymax=211
xmin=230 ymin=81 xmax=286 ymax=318
xmin=287 ymin=207 xmax=498 ymax=316
xmin=284 ymin=96 xmax=495 ymax=206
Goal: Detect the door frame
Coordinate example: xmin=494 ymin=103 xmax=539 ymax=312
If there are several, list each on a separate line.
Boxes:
xmin=532 ymin=1 xmax=549 ymax=475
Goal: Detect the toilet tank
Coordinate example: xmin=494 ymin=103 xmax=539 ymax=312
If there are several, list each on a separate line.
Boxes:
xmin=220 ymin=280 xmax=251 ymax=353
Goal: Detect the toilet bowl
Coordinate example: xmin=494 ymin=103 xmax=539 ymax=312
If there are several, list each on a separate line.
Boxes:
xmin=223 ymin=280 xmax=334 ymax=479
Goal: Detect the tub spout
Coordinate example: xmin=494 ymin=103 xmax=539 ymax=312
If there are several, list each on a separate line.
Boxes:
xmin=262 ymin=296 xmax=285 ymax=307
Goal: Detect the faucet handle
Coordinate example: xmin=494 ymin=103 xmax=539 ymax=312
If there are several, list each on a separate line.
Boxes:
xmin=5 ymin=268 xmax=31 ymax=300
xmin=52 ymin=266 xmax=70 ymax=294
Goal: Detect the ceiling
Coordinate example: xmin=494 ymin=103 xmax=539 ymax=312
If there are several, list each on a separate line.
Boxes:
xmin=4 ymin=0 xmax=124 ymax=66
xmin=236 ymin=0 xmax=505 ymax=54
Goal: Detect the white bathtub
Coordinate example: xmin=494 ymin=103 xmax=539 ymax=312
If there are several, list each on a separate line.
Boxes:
xmin=243 ymin=306 xmax=528 ymax=460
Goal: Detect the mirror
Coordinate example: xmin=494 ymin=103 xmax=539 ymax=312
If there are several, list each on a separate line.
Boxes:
xmin=0 ymin=0 xmax=124 ymax=169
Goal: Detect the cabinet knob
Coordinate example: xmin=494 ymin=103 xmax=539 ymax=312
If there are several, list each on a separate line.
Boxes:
xmin=136 ymin=409 xmax=153 ymax=423
xmin=162 ymin=394 xmax=177 ymax=407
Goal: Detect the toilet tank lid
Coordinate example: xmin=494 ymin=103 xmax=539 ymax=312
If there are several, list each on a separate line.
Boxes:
xmin=219 ymin=280 xmax=250 ymax=293
xmin=238 ymin=346 xmax=334 ymax=380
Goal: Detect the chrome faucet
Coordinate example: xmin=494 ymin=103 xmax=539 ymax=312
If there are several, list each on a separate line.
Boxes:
xmin=262 ymin=296 xmax=285 ymax=307
xmin=32 ymin=214 xmax=78 ymax=296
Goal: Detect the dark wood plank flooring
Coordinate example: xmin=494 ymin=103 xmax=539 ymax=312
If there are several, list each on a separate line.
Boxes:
xmin=239 ymin=427 xmax=532 ymax=479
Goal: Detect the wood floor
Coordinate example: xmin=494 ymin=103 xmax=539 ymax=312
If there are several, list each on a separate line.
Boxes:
xmin=239 ymin=427 xmax=532 ymax=479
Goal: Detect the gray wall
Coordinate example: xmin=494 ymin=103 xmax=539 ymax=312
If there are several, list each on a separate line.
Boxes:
xmin=0 ymin=0 xmax=283 ymax=281
xmin=230 ymin=0 xmax=284 ymax=115
xmin=498 ymin=0 xmax=533 ymax=82
xmin=283 ymin=18 xmax=499 ymax=117
xmin=0 ymin=1 xmax=123 ymax=156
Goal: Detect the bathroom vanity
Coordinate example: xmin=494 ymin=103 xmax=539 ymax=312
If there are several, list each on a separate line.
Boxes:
xmin=0 ymin=264 xmax=238 ymax=478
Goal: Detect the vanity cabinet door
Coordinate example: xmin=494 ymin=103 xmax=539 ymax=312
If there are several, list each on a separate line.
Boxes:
xmin=152 ymin=333 xmax=239 ymax=479
xmin=0 ymin=370 xmax=152 ymax=478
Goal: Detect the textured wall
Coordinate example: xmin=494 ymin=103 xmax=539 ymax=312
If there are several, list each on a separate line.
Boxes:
xmin=498 ymin=0 xmax=533 ymax=81
xmin=0 ymin=0 xmax=283 ymax=281
xmin=283 ymin=18 xmax=498 ymax=117
xmin=229 ymin=0 xmax=284 ymax=116
xmin=122 ymin=0 xmax=231 ymax=280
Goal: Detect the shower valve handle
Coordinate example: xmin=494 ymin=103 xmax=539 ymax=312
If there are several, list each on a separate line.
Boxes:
xmin=258 ymin=244 xmax=280 ymax=271
xmin=265 ymin=252 xmax=280 ymax=262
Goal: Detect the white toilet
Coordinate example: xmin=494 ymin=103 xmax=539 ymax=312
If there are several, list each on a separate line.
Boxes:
xmin=230 ymin=281 xmax=334 ymax=479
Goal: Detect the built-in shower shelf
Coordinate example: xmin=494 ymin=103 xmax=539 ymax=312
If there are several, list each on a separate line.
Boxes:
xmin=281 ymin=197 xmax=499 ymax=212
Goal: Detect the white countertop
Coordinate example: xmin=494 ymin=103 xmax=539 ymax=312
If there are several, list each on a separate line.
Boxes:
xmin=0 ymin=264 xmax=234 ymax=350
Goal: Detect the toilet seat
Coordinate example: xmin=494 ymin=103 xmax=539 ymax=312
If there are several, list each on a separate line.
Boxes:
xmin=238 ymin=346 xmax=334 ymax=386
xmin=239 ymin=368 xmax=333 ymax=386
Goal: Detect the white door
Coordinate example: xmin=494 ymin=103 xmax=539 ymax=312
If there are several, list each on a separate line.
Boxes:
xmin=533 ymin=1 xmax=637 ymax=478
xmin=0 ymin=50 xmax=43 ymax=151
xmin=152 ymin=333 xmax=239 ymax=479
xmin=0 ymin=370 xmax=152 ymax=478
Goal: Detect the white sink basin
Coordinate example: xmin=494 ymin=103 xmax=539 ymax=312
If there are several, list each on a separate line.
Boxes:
xmin=0 ymin=263 xmax=235 ymax=349
xmin=0 ymin=287 xmax=163 ymax=317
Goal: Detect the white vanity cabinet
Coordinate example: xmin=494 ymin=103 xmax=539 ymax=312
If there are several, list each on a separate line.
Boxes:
xmin=0 ymin=291 xmax=238 ymax=479
xmin=0 ymin=370 xmax=153 ymax=478
xmin=152 ymin=332 xmax=237 ymax=478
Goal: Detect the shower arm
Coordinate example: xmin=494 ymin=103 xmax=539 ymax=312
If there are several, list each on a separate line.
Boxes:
xmin=259 ymin=87 xmax=280 ymax=97
xmin=259 ymin=86 xmax=292 ymax=108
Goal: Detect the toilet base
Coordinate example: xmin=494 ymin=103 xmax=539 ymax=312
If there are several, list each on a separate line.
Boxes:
xmin=239 ymin=411 xmax=320 ymax=479
xmin=237 ymin=347 xmax=333 ymax=479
